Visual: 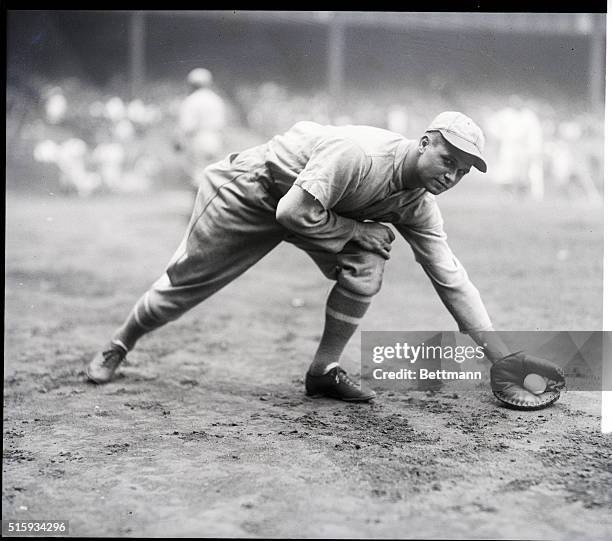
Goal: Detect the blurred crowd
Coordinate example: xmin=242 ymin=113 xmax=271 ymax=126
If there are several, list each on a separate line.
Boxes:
xmin=236 ymin=80 xmax=603 ymax=203
xmin=6 ymin=71 xmax=604 ymax=202
xmin=32 ymin=89 xmax=162 ymax=196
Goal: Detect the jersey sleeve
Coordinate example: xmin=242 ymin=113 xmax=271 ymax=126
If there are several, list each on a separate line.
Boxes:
xmin=395 ymin=198 xmax=493 ymax=333
xmin=279 ymin=137 xmax=368 ymax=253
xmin=293 ymin=137 xmax=368 ymax=209
xmin=278 ymin=188 xmax=359 ymax=254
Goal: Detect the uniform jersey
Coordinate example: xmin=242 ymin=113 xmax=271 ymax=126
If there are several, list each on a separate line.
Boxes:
xmin=178 ymin=88 xmax=227 ymax=172
xmin=261 ymin=121 xmax=492 ymax=333
xmin=145 ymin=121 xmax=492 ymax=337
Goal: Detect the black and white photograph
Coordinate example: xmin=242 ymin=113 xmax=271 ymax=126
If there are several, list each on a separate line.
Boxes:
xmin=4 ymin=9 xmax=611 ymax=539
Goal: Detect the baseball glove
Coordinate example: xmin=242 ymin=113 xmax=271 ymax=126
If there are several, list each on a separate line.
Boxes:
xmin=490 ymin=351 xmax=566 ymax=410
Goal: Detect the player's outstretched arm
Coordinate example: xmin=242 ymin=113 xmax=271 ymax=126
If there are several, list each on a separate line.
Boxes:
xmin=467 ymin=329 xmax=511 ymax=363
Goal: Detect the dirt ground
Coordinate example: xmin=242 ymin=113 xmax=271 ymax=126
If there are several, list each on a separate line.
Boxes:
xmin=3 ymin=187 xmax=611 ymax=539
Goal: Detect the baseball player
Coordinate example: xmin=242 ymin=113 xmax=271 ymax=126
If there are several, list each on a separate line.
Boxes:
xmin=87 ymin=112 xmax=565 ymax=406
xmin=175 ymin=68 xmax=227 ymax=187
xmin=486 ymin=96 xmax=545 ymax=201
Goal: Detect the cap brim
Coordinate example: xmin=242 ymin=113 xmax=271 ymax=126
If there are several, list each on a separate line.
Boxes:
xmin=439 ymin=130 xmax=487 ymax=173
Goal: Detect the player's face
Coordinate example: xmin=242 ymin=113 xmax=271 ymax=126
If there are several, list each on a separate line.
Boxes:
xmin=416 ymin=135 xmax=475 ymax=195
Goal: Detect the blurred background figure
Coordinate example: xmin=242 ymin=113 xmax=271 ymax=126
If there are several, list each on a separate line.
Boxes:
xmin=175 ymin=67 xmax=227 ymax=190
xmin=387 ymin=105 xmax=409 ymax=135
xmin=33 ymin=139 xmax=59 ymax=165
xmin=546 ymin=119 xmax=602 ymax=203
xmin=34 ymin=137 xmax=101 ymax=197
xmin=486 ymin=95 xmax=545 ymax=201
xmin=43 ymin=86 xmax=68 ymax=125
xmin=104 ymin=96 xmax=137 ymax=143
xmin=92 ymin=131 xmax=126 ymax=194
xmin=55 ymin=138 xmax=101 ymax=197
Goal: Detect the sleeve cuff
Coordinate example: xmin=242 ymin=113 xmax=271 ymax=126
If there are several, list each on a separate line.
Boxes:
xmin=294 ymin=179 xmax=330 ymax=208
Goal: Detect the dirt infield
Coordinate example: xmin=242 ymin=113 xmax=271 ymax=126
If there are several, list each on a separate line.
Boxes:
xmin=4 ymin=188 xmax=611 ymax=539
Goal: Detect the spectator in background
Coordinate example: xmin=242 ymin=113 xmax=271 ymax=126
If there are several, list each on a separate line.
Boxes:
xmin=387 ymin=105 xmax=409 ymax=135
xmin=53 ymin=138 xmax=100 ymax=197
xmin=92 ymin=131 xmax=125 ymax=194
xmin=43 ymin=86 xmax=67 ymax=125
xmin=546 ymin=120 xmax=602 ymax=203
xmin=175 ymin=68 xmax=227 ymax=190
xmin=34 ymin=137 xmax=96 ymax=196
xmin=486 ymin=95 xmax=544 ymax=201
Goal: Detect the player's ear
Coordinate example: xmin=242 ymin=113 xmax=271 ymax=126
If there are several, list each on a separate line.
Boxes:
xmin=418 ymin=135 xmax=430 ymax=153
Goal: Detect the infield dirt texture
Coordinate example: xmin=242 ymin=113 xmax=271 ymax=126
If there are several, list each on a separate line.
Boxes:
xmin=4 ymin=183 xmax=611 ymax=538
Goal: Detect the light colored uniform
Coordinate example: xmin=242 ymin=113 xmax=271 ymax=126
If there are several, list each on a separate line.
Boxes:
xmin=178 ymin=87 xmax=227 ymax=174
xmin=134 ymin=121 xmax=492 ymax=334
xmin=487 ymin=106 xmax=544 ymax=200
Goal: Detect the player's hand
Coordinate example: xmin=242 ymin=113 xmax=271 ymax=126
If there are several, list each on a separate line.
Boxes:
xmin=490 ymin=351 xmax=566 ymax=410
xmin=352 ymin=222 xmax=395 ymax=259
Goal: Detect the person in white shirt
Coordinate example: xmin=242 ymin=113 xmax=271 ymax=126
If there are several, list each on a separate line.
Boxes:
xmin=176 ymin=68 xmax=227 ymax=187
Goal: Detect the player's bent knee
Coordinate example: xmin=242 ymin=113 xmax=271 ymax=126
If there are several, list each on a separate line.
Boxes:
xmin=337 ymin=252 xmax=386 ymax=297
xmin=340 ymin=275 xmax=384 ymax=297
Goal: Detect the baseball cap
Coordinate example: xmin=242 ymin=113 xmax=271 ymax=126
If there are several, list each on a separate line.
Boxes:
xmin=187 ymin=68 xmax=213 ymax=87
xmin=426 ymin=111 xmax=487 ymax=173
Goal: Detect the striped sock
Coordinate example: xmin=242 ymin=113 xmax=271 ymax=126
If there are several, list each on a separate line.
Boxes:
xmin=111 ymin=291 xmax=166 ymax=351
xmin=309 ymin=284 xmax=372 ymax=375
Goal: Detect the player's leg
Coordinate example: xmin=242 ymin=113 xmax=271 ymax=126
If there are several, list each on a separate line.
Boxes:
xmin=87 ymin=149 xmax=283 ymax=383
xmin=307 ymin=244 xmax=383 ymax=375
xmin=91 ymin=228 xmax=282 ymax=376
xmin=290 ymin=238 xmax=386 ymax=401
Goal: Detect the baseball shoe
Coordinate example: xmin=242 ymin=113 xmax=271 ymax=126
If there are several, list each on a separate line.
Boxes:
xmin=86 ymin=342 xmax=127 ymax=384
xmin=305 ymin=366 xmax=376 ymax=402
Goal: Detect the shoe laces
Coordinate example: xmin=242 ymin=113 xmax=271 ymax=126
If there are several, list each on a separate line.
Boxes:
xmin=101 ymin=347 xmax=125 ymax=368
xmin=335 ymin=368 xmax=359 ymax=389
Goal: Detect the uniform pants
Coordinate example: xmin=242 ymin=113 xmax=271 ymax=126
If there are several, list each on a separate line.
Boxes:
xmin=132 ymin=147 xmax=386 ymax=331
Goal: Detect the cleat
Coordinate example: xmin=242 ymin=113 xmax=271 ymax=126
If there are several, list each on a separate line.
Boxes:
xmin=86 ymin=343 xmax=127 ymax=384
xmin=305 ymin=366 xmax=376 ymax=402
